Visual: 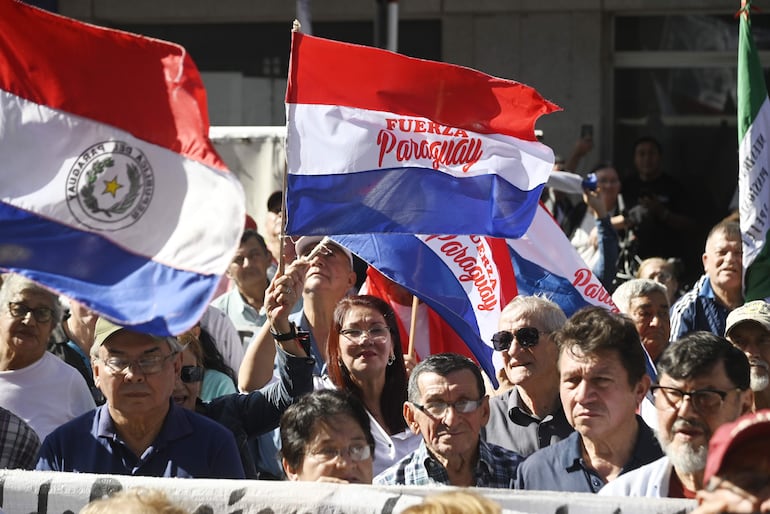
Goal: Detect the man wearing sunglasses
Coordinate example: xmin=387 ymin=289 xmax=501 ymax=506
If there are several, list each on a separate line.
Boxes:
xmin=483 ymin=295 xmax=573 ymax=457
xmin=36 ymin=318 xmax=245 ymax=478
xmin=0 ymin=274 xmax=95 ymax=441
xmin=600 ymin=332 xmax=752 ymax=498
xmin=375 ymin=353 xmax=523 ymax=487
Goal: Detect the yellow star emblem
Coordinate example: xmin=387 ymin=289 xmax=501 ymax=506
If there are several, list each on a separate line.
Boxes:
xmin=102 ymin=177 xmax=123 ymax=198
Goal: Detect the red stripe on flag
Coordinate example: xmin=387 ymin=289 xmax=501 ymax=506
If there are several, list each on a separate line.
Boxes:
xmin=0 ymin=0 xmax=224 ymax=170
xmin=286 ymin=32 xmax=560 ymax=141
xmin=487 ymin=237 xmax=518 ymax=305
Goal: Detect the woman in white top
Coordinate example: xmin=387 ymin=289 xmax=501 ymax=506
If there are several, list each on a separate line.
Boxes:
xmin=325 ymin=295 xmax=420 ymax=475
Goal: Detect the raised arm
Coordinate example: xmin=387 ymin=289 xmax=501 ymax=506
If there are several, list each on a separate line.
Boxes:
xmin=238 ymin=259 xmax=308 ymax=391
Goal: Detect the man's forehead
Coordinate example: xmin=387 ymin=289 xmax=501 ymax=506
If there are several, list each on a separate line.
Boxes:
xmin=659 ymin=365 xmax=732 ymax=390
xmin=10 ymin=288 xmax=55 ymax=304
xmin=102 ymin=331 xmax=165 ymax=354
xmin=418 ymin=369 xmax=477 ymax=396
xmin=630 ymin=292 xmax=667 ymax=309
xmin=560 ymin=347 xmax=621 ymax=371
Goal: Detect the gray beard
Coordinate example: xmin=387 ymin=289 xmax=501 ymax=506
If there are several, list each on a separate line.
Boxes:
xmin=750 ymin=366 xmax=770 ymax=392
xmin=664 ymin=442 xmax=708 ymax=475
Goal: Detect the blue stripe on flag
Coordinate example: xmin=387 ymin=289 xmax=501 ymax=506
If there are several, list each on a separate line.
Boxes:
xmin=288 ymin=168 xmax=544 ymax=237
xmin=0 ymin=202 xmax=217 ymax=334
xmin=507 ymin=246 xmax=590 ymax=318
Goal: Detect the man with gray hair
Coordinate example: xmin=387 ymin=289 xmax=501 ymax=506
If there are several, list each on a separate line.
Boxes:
xmin=613 ymin=278 xmax=671 ymax=362
xmin=37 ymin=318 xmax=244 ymax=478
xmin=482 ymin=295 xmax=573 ymax=456
xmin=0 ymin=273 xmax=94 ymax=440
xmin=375 ymin=353 xmax=523 ymax=487
xmin=599 ymin=332 xmax=752 ymax=498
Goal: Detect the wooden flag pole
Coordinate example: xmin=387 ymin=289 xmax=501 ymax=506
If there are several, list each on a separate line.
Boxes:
xmin=407 ymin=295 xmax=419 ymax=357
xmin=279 ymin=20 xmax=302 ymax=277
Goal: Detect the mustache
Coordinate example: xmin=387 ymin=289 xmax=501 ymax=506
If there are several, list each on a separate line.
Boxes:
xmin=671 ymin=417 xmax=710 ymax=435
xmin=749 ymin=358 xmax=770 ymax=371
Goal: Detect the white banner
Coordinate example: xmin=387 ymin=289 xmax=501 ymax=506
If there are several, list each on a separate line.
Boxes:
xmin=0 ymin=470 xmax=696 ymax=514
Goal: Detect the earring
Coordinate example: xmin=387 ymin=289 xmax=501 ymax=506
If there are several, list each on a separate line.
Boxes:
xmin=387 ymin=353 xmax=395 ymax=366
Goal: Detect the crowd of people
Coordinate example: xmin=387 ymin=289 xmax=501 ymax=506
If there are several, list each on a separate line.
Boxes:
xmin=0 ymin=132 xmax=769 ymax=513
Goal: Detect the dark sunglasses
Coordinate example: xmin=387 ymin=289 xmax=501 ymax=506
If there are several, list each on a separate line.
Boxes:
xmin=180 ymin=365 xmax=205 ymax=383
xmin=491 ymin=327 xmax=542 ymax=351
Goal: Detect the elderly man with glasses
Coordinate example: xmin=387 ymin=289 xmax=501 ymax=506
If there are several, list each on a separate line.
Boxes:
xmin=599 ymin=331 xmax=752 ymax=498
xmin=0 ymin=273 xmax=94 ymax=441
xmin=36 ymin=318 xmax=245 ymax=478
xmin=482 ymin=295 xmax=573 ymax=457
xmin=374 ymin=353 xmax=523 ymax=487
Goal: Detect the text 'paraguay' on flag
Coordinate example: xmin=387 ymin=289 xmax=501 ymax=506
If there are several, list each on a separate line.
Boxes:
xmin=0 ymin=0 xmax=245 ymax=334
xmin=285 ymin=32 xmax=560 ymax=239
xmin=738 ymin=0 xmax=770 ymax=302
xmin=333 ymin=204 xmax=618 ymax=386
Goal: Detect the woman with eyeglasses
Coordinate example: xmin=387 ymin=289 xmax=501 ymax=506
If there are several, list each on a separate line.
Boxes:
xmin=172 ymin=330 xmax=315 ymax=479
xmin=324 ymin=295 xmax=420 ymax=476
xmin=281 ymin=389 xmax=374 ymax=483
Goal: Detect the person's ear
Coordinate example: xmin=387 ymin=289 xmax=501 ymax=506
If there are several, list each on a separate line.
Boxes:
xmin=283 ymin=458 xmax=300 ymax=481
xmin=635 ymin=374 xmax=652 ymax=405
xmin=480 ymin=396 xmax=491 ymax=426
xmin=172 ymin=351 xmax=182 ymax=375
xmin=739 ymin=388 xmax=754 ymax=415
xmin=403 ymin=402 xmax=419 ymax=434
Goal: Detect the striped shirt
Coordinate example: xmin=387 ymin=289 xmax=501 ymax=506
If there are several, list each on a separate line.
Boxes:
xmin=670 ymin=275 xmax=732 ymax=340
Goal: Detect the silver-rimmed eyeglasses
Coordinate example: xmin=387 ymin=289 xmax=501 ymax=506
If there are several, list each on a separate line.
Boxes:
xmin=411 ymin=398 xmax=485 ymax=418
xmin=307 ymin=444 xmax=372 ymax=462
xmin=340 ymin=326 xmax=390 ymax=343
xmin=97 ymin=352 xmax=178 ymax=376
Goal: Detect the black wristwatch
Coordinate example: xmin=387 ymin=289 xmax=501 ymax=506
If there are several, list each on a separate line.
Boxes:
xmin=270 ymin=322 xmax=297 ymax=342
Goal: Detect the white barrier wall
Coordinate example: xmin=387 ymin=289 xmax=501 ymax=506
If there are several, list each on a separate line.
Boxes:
xmin=0 ymin=470 xmax=697 ymax=514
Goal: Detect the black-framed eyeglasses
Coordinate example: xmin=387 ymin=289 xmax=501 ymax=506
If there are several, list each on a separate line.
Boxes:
xmin=411 ymin=398 xmax=485 ymax=418
xmin=650 ymin=385 xmax=742 ymax=414
xmin=181 ymin=365 xmax=205 ymax=383
xmin=98 ymin=352 xmax=178 ymax=376
xmin=491 ymin=327 xmax=542 ymax=351
xmin=7 ymin=302 xmax=54 ymax=323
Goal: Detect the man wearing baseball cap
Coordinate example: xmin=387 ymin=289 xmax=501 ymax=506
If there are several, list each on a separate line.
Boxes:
xmin=36 ymin=319 xmax=245 ymax=478
xmin=725 ymin=300 xmax=770 ymax=411
xmin=693 ymin=409 xmax=770 ymax=513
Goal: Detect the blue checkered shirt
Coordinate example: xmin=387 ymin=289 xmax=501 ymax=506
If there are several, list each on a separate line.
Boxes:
xmin=0 ymin=406 xmax=40 ymax=470
xmin=374 ymin=438 xmax=522 ymax=488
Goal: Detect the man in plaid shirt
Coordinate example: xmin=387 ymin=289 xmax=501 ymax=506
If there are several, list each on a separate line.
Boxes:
xmin=0 ymin=406 xmax=39 ymax=469
xmin=374 ymin=353 xmax=522 ymax=487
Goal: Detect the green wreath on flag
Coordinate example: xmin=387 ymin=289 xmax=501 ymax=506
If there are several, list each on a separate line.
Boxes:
xmin=81 ymin=158 xmax=141 ymax=217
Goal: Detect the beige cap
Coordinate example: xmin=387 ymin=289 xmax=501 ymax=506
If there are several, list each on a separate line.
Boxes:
xmin=725 ymin=300 xmax=770 ymax=337
xmin=294 ymin=236 xmax=354 ymax=268
xmin=93 ymin=317 xmax=127 ymax=348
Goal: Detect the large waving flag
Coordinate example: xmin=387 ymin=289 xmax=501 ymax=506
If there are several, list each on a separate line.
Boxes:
xmin=286 ymin=32 xmax=559 ymax=238
xmin=738 ymin=0 xmax=770 ymax=302
xmin=333 ymin=204 xmax=618 ymax=386
xmin=0 ymin=1 xmax=245 ymax=334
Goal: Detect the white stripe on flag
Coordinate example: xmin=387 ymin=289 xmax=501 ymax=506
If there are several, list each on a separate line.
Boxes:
xmin=287 ymin=103 xmax=553 ymax=190
xmin=1 ymin=90 xmax=243 ymax=274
